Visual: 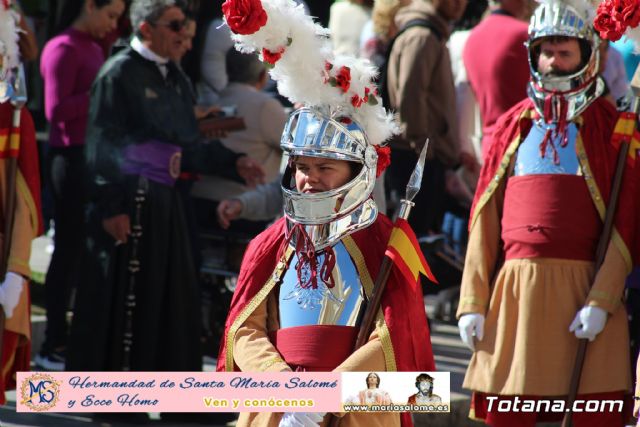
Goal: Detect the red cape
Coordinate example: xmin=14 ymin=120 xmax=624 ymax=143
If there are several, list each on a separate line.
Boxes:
xmin=472 ymin=97 xmax=640 ymax=268
xmin=217 ymin=215 xmax=435 ymax=373
xmin=0 ymin=102 xmax=40 ymax=402
xmin=217 ymin=216 xmax=435 ymax=426
xmin=0 ymin=102 xmax=43 ymax=236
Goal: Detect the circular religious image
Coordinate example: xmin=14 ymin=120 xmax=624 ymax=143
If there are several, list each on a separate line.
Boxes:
xmin=20 ymin=373 xmax=60 ymax=411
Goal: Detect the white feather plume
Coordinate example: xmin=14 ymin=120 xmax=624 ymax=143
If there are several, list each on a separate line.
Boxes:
xmin=0 ymin=1 xmax=20 ymax=82
xmin=227 ymin=0 xmax=399 ymax=145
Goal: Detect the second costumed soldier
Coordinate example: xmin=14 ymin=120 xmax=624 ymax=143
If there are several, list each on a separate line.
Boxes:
xmin=457 ymin=0 xmax=640 ymax=426
xmin=0 ymin=0 xmax=42 ymax=405
xmin=216 ymin=0 xmax=437 ymax=426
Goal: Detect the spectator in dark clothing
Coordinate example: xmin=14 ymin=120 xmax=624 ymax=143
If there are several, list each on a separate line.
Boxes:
xmin=37 ymin=0 xmax=126 ymax=371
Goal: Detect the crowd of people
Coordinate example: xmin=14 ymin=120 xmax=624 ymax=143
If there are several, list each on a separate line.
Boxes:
xmin=0 ymin=0 xmax=638 ymax=426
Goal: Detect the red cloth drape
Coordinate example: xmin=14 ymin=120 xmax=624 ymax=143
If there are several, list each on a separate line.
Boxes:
xmin=473 ymin=97 xmax=640 ymax=267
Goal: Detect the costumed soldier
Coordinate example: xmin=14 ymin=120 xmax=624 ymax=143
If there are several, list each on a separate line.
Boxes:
xmin=0 ymin=0 xmax=42 ymax=405
xmin=216 ymin=1 xmax=435 ymax=426
xmin=457 ymin=1 xmax=640 ymax=426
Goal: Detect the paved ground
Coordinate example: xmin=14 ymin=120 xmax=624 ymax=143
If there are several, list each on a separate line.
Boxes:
xmin=1 ymin=235 xmax=634 ymax=426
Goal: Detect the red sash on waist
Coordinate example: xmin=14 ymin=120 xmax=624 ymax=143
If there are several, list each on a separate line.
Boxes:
xmin=268 ymin=325 xmax=358 ymax=371
xmin=502 ymin=175 xmax=601 ymax=261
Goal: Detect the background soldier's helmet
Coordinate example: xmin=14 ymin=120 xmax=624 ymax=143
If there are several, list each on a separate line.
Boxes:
xmin=0 ymin=0 xmax=21 ymax=103
xmin=526 ymin=0 xmax=603 ymax=122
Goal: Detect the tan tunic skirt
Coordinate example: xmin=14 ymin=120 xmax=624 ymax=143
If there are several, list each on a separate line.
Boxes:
xmin=458 ymin=174 xmax=632 ymax=396
xmin=463 ymin=257 xmax=631 ymax=396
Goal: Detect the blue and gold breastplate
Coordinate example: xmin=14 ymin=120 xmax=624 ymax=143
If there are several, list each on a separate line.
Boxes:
xmin=514 ymin=121 xmax=580 ymax=176
xmin=278 ymin=241 xmax=365 ymax=328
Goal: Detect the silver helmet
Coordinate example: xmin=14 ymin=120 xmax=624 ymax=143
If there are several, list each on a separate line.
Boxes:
xmin=0 ymin=1 xmax=21 ymax=103
xmin=526 ymin=0 xmax=603 ymax=123
xmin=280 ymin=107 xmax=379 ymax=250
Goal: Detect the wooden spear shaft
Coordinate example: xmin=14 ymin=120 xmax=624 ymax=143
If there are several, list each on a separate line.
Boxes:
xmin=561 ymin=134 xmax=632 ymax=427
xmin=562 ymin=65 xmax=640 ymax=426
xmin=328 ymin=141 xmax=430 ymax=427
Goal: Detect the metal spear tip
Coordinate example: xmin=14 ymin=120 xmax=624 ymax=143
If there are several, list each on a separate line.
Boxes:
xmin=9 ymin=65 xmax=27 ymax=109
xmin=405 ymin=139 xmax=429 ymax=202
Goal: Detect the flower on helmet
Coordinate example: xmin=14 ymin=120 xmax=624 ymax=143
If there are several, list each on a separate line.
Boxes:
xmin=222 ymin=0 xmax=268 ymax=35
xmin=262 ymin=47 xmax=285 ymax=65
xmin=328 ymin=65 xmax=351 ymax=93
xmin=374 ymin=145 xmax=391 ymax=178
xmin=594 ymin=0 xmax=640 ymax=41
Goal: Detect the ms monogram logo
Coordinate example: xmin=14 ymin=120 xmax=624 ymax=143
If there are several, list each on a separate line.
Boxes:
xmin=20 ymin=373 xmax=60 ymax=411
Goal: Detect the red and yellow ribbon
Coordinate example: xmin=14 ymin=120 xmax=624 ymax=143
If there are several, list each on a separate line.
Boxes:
xmin=0 ymin=127 xmax=21 ymax=159
xmin=610 ymin=111 xmax=640 ymax=167
xmin=385 ymin=218 xmax=437 ymax=289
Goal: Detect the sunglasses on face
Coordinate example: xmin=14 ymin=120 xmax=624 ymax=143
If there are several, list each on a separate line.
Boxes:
xmin=154 ymin=19 xmax=186 ymax=33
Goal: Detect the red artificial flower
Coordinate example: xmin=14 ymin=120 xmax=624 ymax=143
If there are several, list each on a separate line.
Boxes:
xmin=2 ymin=0 xmax=9 ymax=10
xmin=335 ymin=66 xmax=351 ymax=93
xmin=222 ymin=0 xmax=268 ymax=36
xmin=594 ymin=7 xmax=625 ymax=41
xmin=374 ymin=145 xmax=391 ymax=178
xmin=615 ymin=0 xmax=640 ymax=28
xmin=322 ymin=61 xmax=332 ymax=84
xmin=262 ymin=47 xmax=285 ymax=65
xmin=326 ymin=65 xmax=351 ymax=92
xmin=351 ymin=94 xmax=363 ymax=108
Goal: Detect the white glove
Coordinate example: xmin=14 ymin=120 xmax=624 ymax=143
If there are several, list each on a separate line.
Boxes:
xmin=279 ymin=412 xmax=325 ymax=427
xmin=569 ymin=306 xmax=607 ymax=342
xmin=458 ymin=313 xmax=485 ymax=351
xmin=0 ymin=272 xmax=23 ymax=318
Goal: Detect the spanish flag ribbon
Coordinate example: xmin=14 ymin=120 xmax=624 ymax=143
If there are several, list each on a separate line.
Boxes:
xmin=611 ymin=111 xmax=640 ymax=167
xmin=385 ymin=218 xmax=437 ymax=289
xmin=0 ymin=127 xmax=21 ymax=159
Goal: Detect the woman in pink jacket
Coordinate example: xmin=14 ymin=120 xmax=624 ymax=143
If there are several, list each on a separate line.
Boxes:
xmin=38 ymin=0 xmax=125 ymax=370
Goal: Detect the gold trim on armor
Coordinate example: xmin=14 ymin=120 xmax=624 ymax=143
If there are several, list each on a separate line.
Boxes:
xmin=587 ymin=289 xmax=620 ymax=309
xmin=343 ymin=235 xmax=397 ymax=372
xmin=224 ymin=246 xmax=294 ymax=371
xmin=576 ymin=133 xmax=605 ymax=217
xmin=575 ymin=136 xmax=633 ymax=272
xmin=469 ymin=109 xmax=532 ymax=230
xmin=260 ymin=356 xmax=287 ymax=371
xmin=458 ymin=296 xmax=487 ymax=309
xmin=8 ymin=257 xmax=30 ymax=271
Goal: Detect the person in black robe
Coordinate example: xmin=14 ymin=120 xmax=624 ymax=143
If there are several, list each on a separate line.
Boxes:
xmin=67 ymin=0 xmax=263 ymax=375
